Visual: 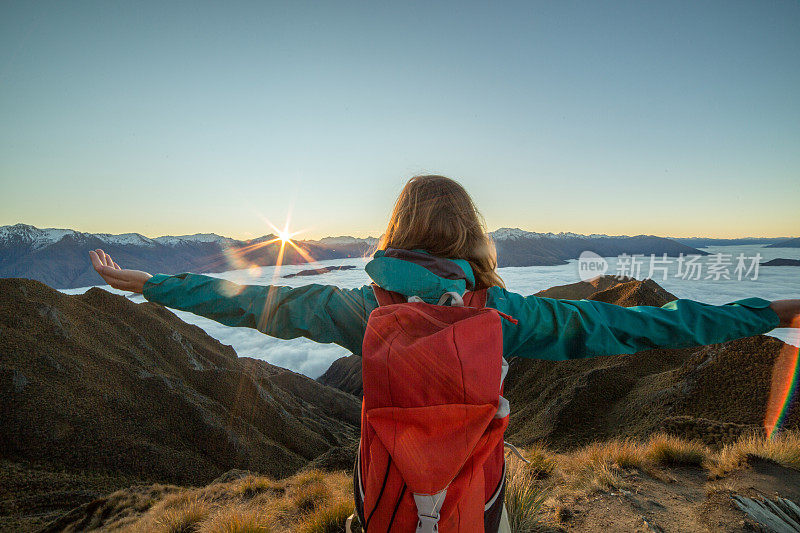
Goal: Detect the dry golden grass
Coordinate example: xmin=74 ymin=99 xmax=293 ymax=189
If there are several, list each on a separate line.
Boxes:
xmin=296 ymin=498 xmax=354 ymax=533
xmin=232 ymin=476 xmax=282 ymax=500
xmin=707 ymin=430 xmax=800 ymax=477
xmin=119 ymin=469 xmax=352 ymax=533
xmin=87 ymin=433 xmax=798 ymax=533
xmin=557 ymin=439 xmax=642 ymax=493
xmin=197 ymin=505 xmax=271 ymax=533
xmin=645 ymin=434 xmax=709 ymax=467
xmin=569 ymin=438 xmax=644 ymax=470
xmin=505 ymin=454 xmax=549 ymax=532
xmin=288 ymin=473 xmax=330 ymax=512
xmin=557 ymin=433 xmax=711 ymax=493
xmin=151 ymin=495 xmax=212 ymax=533
xmin=519 ymin=443 xmax=557 ymax=478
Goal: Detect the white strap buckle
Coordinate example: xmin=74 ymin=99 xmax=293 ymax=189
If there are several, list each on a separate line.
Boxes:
xmin=414 ymin=489 xmax=447 ymax=533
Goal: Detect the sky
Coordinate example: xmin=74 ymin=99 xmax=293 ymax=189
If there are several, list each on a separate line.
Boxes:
xmin=1 ymin=1 xmax=798 ymax=240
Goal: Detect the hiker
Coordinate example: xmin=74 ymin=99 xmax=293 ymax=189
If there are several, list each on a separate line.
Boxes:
xmin=89 ymin=175 xmax=799 ymax=533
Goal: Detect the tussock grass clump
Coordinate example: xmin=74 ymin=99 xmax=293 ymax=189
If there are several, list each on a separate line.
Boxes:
xmin=153 ymin=495 xmax=212 ymax=533
xmin=296 ymin=498 xmax=354 ymax=533
xmin=520 ymin=443 xmax=557 ymax=479
xmin=708 ymin=430 xmax=800 ymax=477
xmin=571 ymin=438 xmax=645 ymax=470
xmin=293 ymin=469 xmax=326 ymax=488
xmin=572 ymin=460 xmax=628 ymax=493
xmin=289 ymin=470 xmax=331 ymax=512
xmin=645 ymin=433 xmax=709 ymax=467
xmin=233 ymin=476 xmax=282 ymax=499
xmin=198 ymin=505 xmax=271 ymax=533
xmin=504 ymin=453 xmax=549 ymax=532
xmin=558 ymin=439 xmax=643 ymax=493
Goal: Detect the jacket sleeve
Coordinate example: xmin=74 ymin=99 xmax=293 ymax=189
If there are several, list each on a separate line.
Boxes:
xmin=142 ymin=273 xmax=371 ymax=354
xmin=490 ymin=288 xmax=781 ymax=361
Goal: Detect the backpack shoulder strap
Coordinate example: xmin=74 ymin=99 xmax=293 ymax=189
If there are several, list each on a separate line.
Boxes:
xmin=371 ymin=283 xmax=407 ymax=307
xmin=463 ymin=288 xmax=488 ymax=308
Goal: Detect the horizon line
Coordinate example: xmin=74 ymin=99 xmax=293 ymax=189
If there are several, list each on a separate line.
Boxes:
xmin=1 ymin=222 xmax=796 ymax=242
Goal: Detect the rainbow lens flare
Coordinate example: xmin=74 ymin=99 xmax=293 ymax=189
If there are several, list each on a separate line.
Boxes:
xmin=764 ymin=323 xmax=800 ymax=438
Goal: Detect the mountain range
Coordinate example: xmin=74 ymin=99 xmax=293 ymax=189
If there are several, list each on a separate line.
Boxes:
xmin=765 ymin=237 xmax=800 ymax=248
xmin=0 ymin=224 xmax=376 ymax=289
xmin=672 ymin=236 xmax=793 ymax=247
xmin=0 ymin=223 xmax=753 ymax=289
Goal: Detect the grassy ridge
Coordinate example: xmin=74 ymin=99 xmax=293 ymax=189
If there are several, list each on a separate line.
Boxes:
xmin=38 ymin=431 xmax=800 ymax=532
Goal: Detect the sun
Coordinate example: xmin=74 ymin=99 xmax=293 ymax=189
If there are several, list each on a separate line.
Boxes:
xmin=278 ymin=230 xmax=292 ymax=243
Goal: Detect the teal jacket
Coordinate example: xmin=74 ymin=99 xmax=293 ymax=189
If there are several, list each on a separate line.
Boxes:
xmin=141 ymin=250 xmax=780 ymax=361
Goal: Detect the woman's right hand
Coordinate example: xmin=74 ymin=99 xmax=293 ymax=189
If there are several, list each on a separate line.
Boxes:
xmin=89 ymin=249 xmax=153 ymax=294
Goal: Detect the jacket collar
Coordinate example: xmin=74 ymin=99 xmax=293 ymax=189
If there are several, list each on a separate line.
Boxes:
xmin=365 ymin=248 xmax=476 ymax=302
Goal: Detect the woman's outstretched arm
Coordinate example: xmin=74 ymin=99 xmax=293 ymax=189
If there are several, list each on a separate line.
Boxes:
xmin=89 ymin=249 xmax=370 ymax=354
xmin=491 ymin=286 xmax=798 ymax=361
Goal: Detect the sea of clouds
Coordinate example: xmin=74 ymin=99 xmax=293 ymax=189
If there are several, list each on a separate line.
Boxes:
xmin=62 ymin=244 xmax=800 ymax=378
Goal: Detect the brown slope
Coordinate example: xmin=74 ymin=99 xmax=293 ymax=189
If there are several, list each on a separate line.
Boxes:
xmin=317 ymin=354 xmax=363 ymax=397
xmin=0 ymin=277 xmax=360 ymax=486
xmin=533 ymin=275 xmax=635 ymax=299
xmin=504 ymin=276 xmax=798 ymax=448
xmin=587 ymin=277 xmax=677 ymax=307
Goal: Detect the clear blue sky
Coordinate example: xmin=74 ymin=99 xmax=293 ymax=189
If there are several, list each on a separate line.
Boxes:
xmin=1 ymin=1 xmax=798 ymax=239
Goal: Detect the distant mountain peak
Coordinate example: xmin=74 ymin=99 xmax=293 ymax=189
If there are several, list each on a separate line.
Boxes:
xmin=153 ymin=233 xmax=235 ymax=246
xmin=489 ymin=227 xmax=619 ymax=240
xmin=316 ymin=235 xmax=379 ymax=246
xmin=0 ymin=223 xmax=79 ymax=250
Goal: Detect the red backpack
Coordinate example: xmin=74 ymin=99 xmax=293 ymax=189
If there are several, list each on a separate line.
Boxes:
xmin=352 ymin=285 xmax=516 ymax=532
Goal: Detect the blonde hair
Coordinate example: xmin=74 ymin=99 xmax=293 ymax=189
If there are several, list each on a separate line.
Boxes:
xmin=377 ymin=175 xmax=505 ymax=289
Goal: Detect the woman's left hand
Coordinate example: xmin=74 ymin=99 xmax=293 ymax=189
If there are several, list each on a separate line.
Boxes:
xmin=770 ymin=299 xmax=800 ymax=328
xmin=89 ymin=249 xmax=152 ymax=293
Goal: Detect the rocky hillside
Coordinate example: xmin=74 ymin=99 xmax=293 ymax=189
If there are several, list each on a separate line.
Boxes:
xmin=0 ymin=278 xmax=360 ymax=529
xmin=318 ymin=276 xmax=799 ymax=449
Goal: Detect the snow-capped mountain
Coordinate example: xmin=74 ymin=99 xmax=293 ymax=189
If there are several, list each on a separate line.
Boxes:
xmin=0 ymin=224 xmax=237 ymax=249
xmin=153 ymin=233 xmax=236 ymax=246
xmin=0 ymin=224 xmax=374 ymax=289
xmin=0 ymin=223 xmax=707 ymax=288
xmin=317 ymin=235 xmax=379 ymax=246
xmin=487 ymin=227 xmax=708 ymax=268
xmin=0 ymin=224 xmax=81 ymax=250
xmin=489 ymin=227 xmax=622 ymax=240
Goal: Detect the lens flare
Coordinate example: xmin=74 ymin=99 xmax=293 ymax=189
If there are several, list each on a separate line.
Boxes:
xmin=764 ymin=321 xmax=800 ymax=438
